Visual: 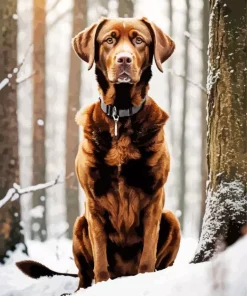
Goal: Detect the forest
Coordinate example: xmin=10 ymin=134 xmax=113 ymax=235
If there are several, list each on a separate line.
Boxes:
xmin=0 ymin=0 xmax=246 ymax=295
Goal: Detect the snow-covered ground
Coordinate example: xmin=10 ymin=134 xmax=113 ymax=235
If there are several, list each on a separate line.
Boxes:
xmin=1 ymin=236 xmax=246 ymax=296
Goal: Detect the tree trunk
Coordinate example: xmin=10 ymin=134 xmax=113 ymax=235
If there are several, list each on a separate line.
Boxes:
xmin=65 ymin=0 xmax=87 ymax=238
xmin=199 ymin=1 xmax=209 ymax=235
xmin=118 ymin=0 xmax=134 ymax=18
xmin=31 ymin=0 xmax=47 ymax=241
xmin=167 ymin=0 xmax=174 ymax=146
xmin=192 ymin=0 xmax=247 ymax=263
xmin=0 ymin=0 xmax=27 ymax=262
xmin=178 ymin=0 xmax=190 ymax=231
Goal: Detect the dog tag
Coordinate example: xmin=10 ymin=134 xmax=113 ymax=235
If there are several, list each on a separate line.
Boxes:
xmin=112 ymin=106 xmax=119 ymax=137
xmin=114 ymin=120 xmax=118 ymax=137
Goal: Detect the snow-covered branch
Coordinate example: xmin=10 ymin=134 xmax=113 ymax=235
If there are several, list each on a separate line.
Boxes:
xmin=0 ymin=173 xmax=74 ymax=208
xmin=0 ymin=43 xmax=33 ymax=91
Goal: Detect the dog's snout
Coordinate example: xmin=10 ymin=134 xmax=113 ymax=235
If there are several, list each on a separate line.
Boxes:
xmin=116 ymin=53 xmax=132 ymax=65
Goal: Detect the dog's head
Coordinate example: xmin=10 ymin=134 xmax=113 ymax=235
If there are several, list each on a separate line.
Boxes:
xmin=72 ymin=17 xmax=175 ymax=85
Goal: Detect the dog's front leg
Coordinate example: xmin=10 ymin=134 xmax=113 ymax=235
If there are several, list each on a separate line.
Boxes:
xmin=88 ymin=214 xmax=110 ymax=283
xmin=138 ymin=201 xmax=162 ymax=274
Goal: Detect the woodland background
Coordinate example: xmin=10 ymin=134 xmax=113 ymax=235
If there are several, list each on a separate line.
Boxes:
xmin=1 ymin=1 xmax=247 ymax=295
xmin=1 ymin=0 xmax=208 ymax=255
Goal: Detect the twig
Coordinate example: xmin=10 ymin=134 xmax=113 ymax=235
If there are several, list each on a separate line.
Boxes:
xmin=55 ymin=226 xmax=69 ymax=260
xmin=16 ymin=71 xmax=37 ymax=85
xmin=184 ymin=31 xmax=203 ymax=51
xmin=0 ymin=43 xmax=33 ymax=91
xmin=168 ymin=69 xmax=207 ymax=93
xmin=49 ymin=8 xmax=73 ymax=30
xmin=46 ymin=0 xmax=63 ymax=15
xmin=0 ymin=173 xmax=74 ymax=208
xmin=0 ymin=3 xmax=70 ymax=91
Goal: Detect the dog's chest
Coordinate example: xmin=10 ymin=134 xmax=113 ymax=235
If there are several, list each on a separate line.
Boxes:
xmin=88 ymin=125 xmax=163 ymax=238
xmin=90 ymin=129 xmax=157 ymax=198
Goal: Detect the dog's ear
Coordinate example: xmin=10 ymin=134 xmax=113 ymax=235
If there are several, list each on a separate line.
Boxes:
xmin=141 ymin=17 xmax=175 ymax=72
xmin=72 ymin=18 xmax=107 ymax=70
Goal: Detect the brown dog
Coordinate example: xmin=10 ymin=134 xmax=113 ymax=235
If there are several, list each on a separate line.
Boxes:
xmin=17 ymin=17 xmax=181 ymax=292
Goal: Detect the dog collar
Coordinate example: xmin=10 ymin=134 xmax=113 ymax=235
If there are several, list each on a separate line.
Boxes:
xmin=99 ymin=97 xmax=146 ymax=118
xmin=99 ymin=97 xmax=146 ymax=137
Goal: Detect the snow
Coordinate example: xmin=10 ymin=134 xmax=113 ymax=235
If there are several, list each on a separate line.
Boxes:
xmin=194 ymin=180 xmax=247 ymax=261
xmin=0 ymin=78 xmax=9 ymax=90
xmin=0 ymin=239 xmax=78 ymax=296
xmin=37 ymin=119 xmax=44 ymax=126
xmin=175 ymin=209 xmax=182 ymax=218
xmin=0 ymin=238 xmax=196 ymax=296
xmin=1 ymin=236 xmax=247 ymax=296
xmin=0 ymin=176 xmax=61 ymax=208
xmin=0 ymin=188 xmax=16 ymax=208
xmin=30 ymin=205 xmax=45 ymax=218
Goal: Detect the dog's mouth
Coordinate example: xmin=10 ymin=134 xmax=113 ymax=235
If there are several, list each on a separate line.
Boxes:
xmin=116 ymin=72 xmax=132 ymax=84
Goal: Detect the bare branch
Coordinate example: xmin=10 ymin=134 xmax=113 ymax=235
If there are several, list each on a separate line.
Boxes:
xmin=49 ymin=8 xmax=73 ymax=30
xmin=17 ymin=43 xmax=33 ymax=73
xmin=184 ymin=31 xmax=203 ymax=51
xmin=0 ymin=5 xmax=72 ymax=91
xmin=55 ymin=226 xmax=69 ymax=260
xmin=16 ymin=71 xmax=37 ymax=85
xmin=168 ymin=69 xmax=207 ymax=93
xmin=0 ymin=173 xmax=74 ymax=208
xmin=46 ymin=0 xmax=63 ymax=15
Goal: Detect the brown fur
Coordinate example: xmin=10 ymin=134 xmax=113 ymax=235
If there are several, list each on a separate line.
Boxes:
xmin=16 ymin=17 xmax=181 ymax=292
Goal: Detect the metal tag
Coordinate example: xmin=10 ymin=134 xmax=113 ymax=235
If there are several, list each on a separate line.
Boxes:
xmin=112 ymin=106 xmax=119 ymax=137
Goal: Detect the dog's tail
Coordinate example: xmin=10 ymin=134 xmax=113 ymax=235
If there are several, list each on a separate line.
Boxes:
xmin=16 ymin=260 xmax=78 ymax=279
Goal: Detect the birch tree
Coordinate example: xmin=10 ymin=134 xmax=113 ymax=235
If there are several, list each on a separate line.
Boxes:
xmin=199 ymin=1 xmax=209 ymax=234
xmin=65 ymin=0 xmax=87 ymax=238
xmin=167 ymin=0 xmax=174 ymax=146
xmin=178 ymin=0 xmax=190 ymax=230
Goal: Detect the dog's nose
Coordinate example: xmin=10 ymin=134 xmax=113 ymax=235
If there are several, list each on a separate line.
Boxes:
xmin=116 ymin=53 xmax=132 ymax=65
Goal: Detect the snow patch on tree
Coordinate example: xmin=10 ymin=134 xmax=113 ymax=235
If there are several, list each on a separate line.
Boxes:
xmin=193 ymin=180 xmax=247 ymax=262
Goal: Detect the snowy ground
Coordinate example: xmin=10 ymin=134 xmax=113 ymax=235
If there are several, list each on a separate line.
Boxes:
xmin=1 ymin=236 xmax=246 ymax=296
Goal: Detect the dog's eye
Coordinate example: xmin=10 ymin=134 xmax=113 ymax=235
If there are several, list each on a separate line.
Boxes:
xmin=106 ymin=37 xmax=114 ymax=44
xmin=135 ymin=37 xmax=144 ymax=45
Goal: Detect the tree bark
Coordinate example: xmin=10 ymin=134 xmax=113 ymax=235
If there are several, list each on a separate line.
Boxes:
xmin=118 ymin=0 xmax=134 ymax=18
xmin=199 ymin=0 xmax=209 ymax=235
xmin=193 ymin=0 xmax=247 ymax=263
xmin=0 ymin=0 xmax=27 ymax=262
xmin=65 ymin=0 xmax=87 ymax=238
xmin=31 ymin=0 xmax=47 ymax=241
xmin=178 ymin=0 xmax=190 ymax=231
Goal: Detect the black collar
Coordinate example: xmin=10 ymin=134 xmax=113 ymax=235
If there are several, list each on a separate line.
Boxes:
xmin=99 ymin=97 xmax=146 ymax=119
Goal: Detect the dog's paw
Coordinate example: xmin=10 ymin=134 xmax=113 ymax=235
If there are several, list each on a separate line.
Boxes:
xmin=95 ymin=271 xmax=110 ymax=283
xmin=138 ymin=263 xmax=155 ymax=274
